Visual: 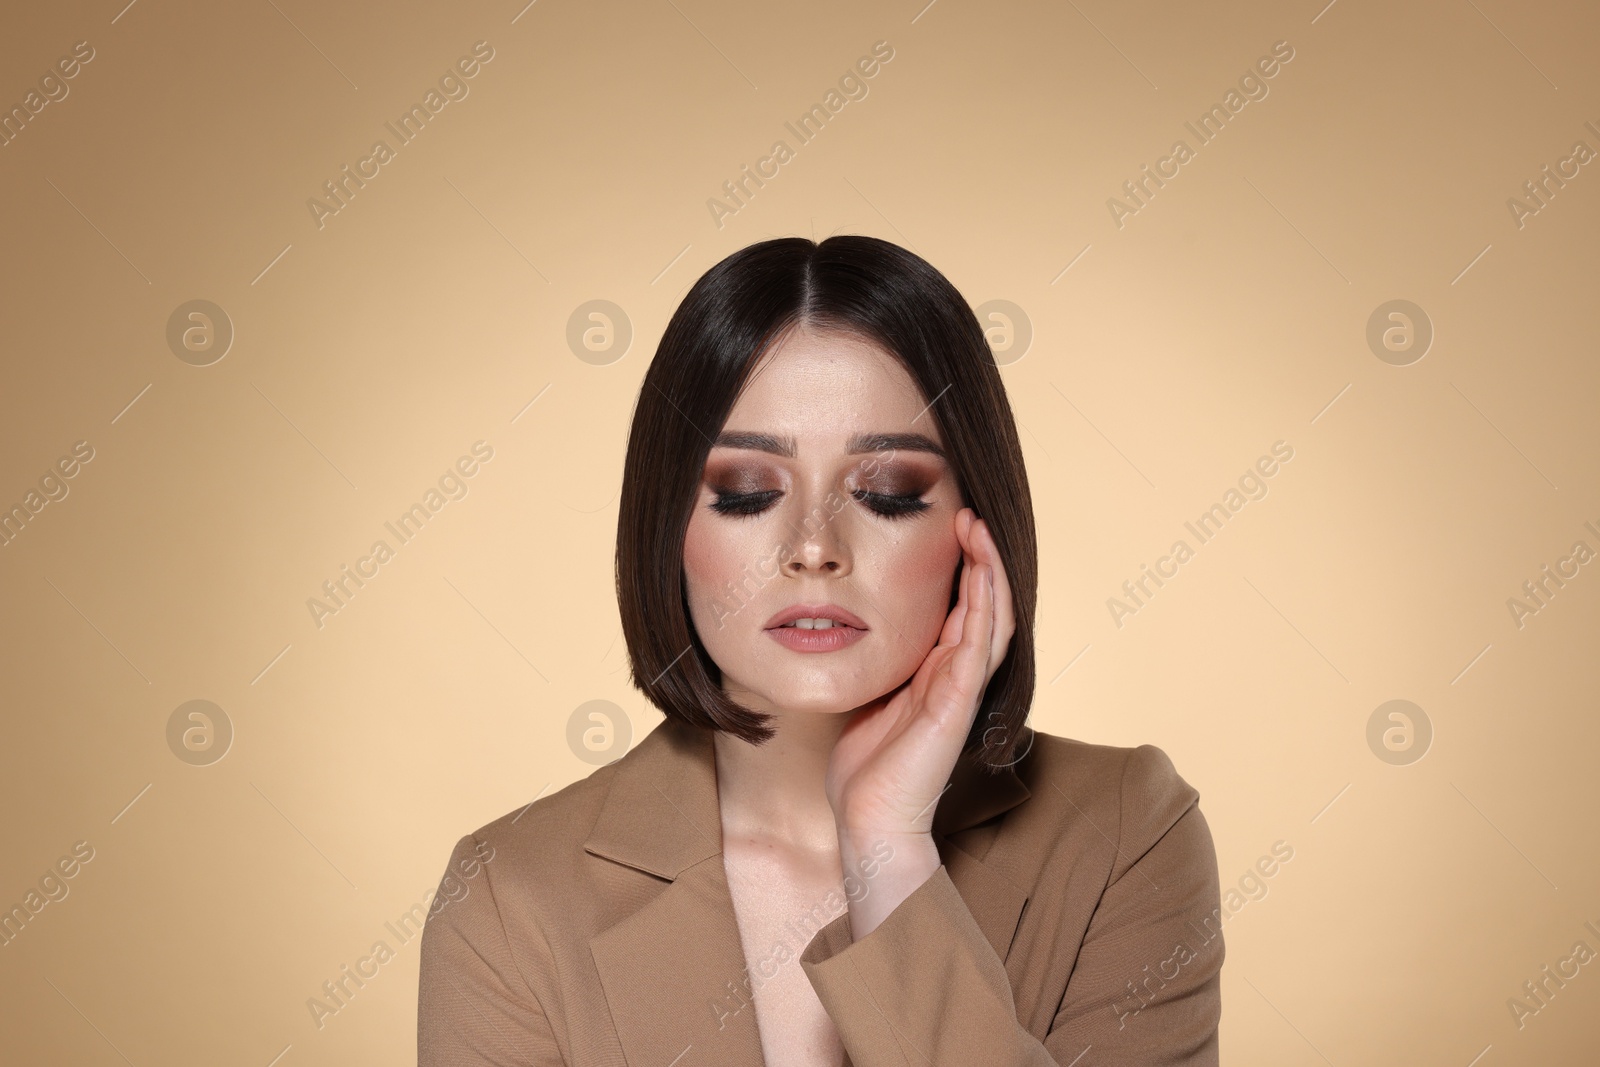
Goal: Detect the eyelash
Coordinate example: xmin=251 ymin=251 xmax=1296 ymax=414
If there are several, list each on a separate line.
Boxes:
xmin=709 ymin=489 xmax=931 ymax=520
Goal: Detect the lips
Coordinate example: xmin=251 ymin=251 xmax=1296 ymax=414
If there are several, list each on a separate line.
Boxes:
xmin=762 ymin=603 xmax=869 ymax=630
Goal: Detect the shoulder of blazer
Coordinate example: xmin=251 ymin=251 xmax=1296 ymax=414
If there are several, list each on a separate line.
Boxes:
xmin=459 ymin=752 xmax=626 ymax=880
xmin=454 ymin=715 xmax=723 ymax=890
xmin=1014 ymin=731 xmax=1198 ymax=817
xmin=997 ymin=730 xmax=1202 ymax=882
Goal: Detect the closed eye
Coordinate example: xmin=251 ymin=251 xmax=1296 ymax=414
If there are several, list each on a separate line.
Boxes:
xmin=708 ymin=489 xmax=930 ymax=520
xmin=708 ymin=489 xmax=781 ymax=517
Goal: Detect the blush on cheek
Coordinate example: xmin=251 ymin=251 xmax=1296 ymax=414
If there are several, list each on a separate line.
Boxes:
xmin=891 ymin=533 xmax=963 ymax=645
xmin=682 ymin=537 xmax=713 ymax=589
xmin=682 ymin=514 xmax=735 ymax=592
xmin=684 ymin=559 xmax=730 ymax=628
xmin=683 ymin=518 xmax=771 ymax=634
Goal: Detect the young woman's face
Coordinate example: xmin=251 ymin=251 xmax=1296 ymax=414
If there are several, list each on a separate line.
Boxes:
xmin=682 ymin=326 xmax=966 ymax=719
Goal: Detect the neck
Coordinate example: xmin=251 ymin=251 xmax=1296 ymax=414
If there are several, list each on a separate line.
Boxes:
xmin=712 ymin=708 xmax=847 ymax=854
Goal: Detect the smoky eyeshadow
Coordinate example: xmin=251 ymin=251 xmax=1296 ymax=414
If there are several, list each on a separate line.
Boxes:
xmin=706 ymin=454 xmax=939 ymax=491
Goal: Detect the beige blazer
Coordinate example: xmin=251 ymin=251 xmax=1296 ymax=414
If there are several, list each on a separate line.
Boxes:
xmin=418 ymin=716 xmax=1223 ymax=1066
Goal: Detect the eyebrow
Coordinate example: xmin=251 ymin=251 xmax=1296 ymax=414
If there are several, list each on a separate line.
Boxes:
xmin=712 ymin=431 xmax=946 ymax=460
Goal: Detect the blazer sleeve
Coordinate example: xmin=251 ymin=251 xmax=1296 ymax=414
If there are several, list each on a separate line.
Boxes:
xmin=798 ymin=744 xmax=1223 ymax=1066
xmin=417 ymin=833 xmax=566 ymax=1066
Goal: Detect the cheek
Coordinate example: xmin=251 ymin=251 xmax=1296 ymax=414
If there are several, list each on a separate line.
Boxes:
xmin=682 ymin=516 xmax=728 ymax=605
xmin=682 ymin=514 xmax=758 ymax=634
xmin=881 ymin=526 xmax=963 ymax=640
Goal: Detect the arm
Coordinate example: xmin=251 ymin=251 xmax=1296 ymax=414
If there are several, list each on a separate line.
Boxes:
xmin=800 ymin=745 xmax=1223 ymax=1066
xmin=418 ymin=833 xmax=565 ymax=1066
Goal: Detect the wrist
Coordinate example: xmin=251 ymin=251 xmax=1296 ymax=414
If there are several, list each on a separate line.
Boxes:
xmin=835 ymin=828 xmax=940 ymax=941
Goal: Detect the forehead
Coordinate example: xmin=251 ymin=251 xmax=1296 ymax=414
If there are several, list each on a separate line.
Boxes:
xmin=721 ymin=327 xmax=938 ymax=445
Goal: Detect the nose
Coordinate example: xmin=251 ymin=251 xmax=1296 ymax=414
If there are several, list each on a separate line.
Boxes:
xmin=783 ymin=489 xmax=852 ymax=576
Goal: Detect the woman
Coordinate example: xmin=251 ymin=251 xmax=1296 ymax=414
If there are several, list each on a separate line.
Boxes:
xmin=418 ymin=236 xmax=1224 ymax=1066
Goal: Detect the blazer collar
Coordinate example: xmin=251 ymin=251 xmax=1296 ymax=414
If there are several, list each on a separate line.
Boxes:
xmin=582 ymin=716 xmax=1034 ymax=875
xmin=582 ymin=717 xmax=1033 ymax=1066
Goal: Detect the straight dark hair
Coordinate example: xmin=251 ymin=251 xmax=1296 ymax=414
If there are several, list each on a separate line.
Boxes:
xmin=614 ymin=235 xmax=1037 ymax=771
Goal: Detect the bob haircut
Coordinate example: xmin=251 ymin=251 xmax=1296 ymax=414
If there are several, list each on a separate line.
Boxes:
xmin=615 ymin=235 xmax=1037 ymax=772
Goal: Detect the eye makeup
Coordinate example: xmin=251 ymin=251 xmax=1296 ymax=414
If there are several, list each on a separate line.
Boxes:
xmin=701 ymin=447 xmax=945 ymax=522
xmin=708 ymin=486 xmax=932 ymax=520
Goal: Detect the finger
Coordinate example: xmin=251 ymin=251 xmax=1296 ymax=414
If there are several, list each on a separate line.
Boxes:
xmin=976 ymin=520 xmax=1016 ymax=680
xmin=946 ymin=561 xmax=994 ymax=715
xmin=940 ymin=509 xmax=977 ymax=647
xmin=953 ymin=508 xmax=979 ymax=566
xmin=938 ymin=552 xmax=970 ymax=648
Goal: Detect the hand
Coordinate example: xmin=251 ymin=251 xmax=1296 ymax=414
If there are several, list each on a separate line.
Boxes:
xmin=825 ymin=507 xmax=1017 ymax=839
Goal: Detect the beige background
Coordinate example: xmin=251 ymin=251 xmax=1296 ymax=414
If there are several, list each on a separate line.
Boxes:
xmin=1 ymin=0 xmax=1597 ymax=1063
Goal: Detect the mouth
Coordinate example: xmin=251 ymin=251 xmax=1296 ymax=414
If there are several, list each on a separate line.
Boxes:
xmin=764 ymin=621 xmax=867 ymax=652
xmin=762 ymin=603 xmax=869 ymax=653
xmin=772 ymin=618 xmax=856 ymax=630
xmin=762 ymin=603 xmax=869 ymax=631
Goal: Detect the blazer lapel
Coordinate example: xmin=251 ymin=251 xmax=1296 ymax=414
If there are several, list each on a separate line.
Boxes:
xmin=585 ymin=719 xmax=766 ymax=1066
xmin=937 ymin=836 xmax=1032 ymax=960
xmin=583 ymin=718 xmax=1035 ymax=1066
xmin=590 ymin=855 xmax=766 ymax=1066
xmin=934 ymin=729 xmax=1035 ymax=961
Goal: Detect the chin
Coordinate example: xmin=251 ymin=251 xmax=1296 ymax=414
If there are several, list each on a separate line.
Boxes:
xmin=754 ymin=692 xmax=861 ymax=717
xmin=730 ymin=676 xmax=884 ymax=719
xmin=765 ymin=671 xmax=916 ymax=718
